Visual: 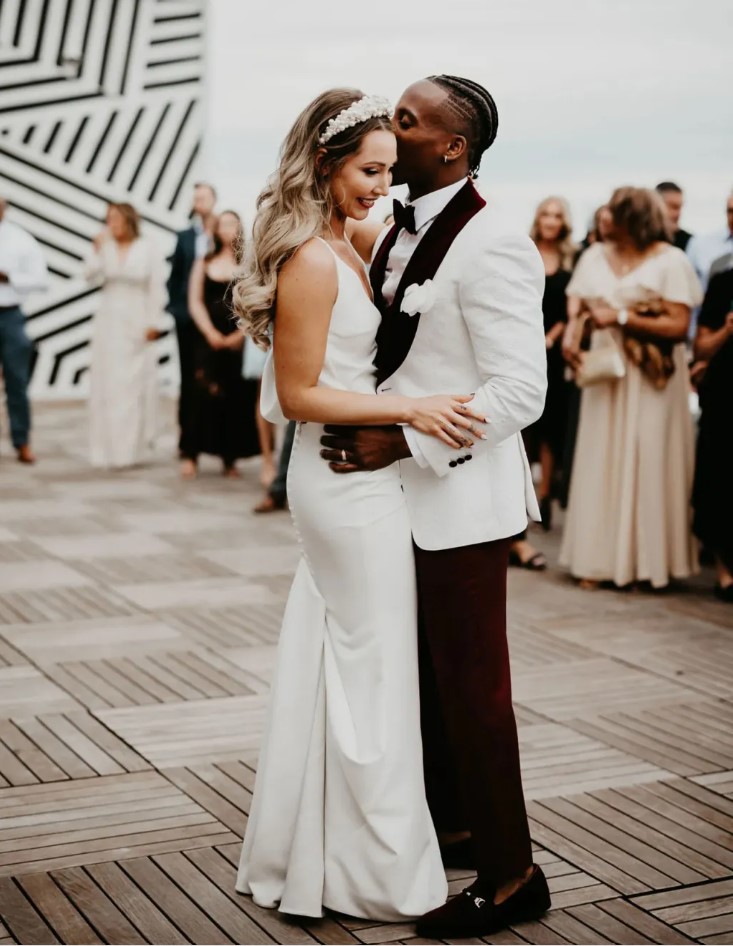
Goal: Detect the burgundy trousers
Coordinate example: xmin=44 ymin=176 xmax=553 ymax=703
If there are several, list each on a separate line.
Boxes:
xmin=414 ymin=537 xmax=532 ymax=889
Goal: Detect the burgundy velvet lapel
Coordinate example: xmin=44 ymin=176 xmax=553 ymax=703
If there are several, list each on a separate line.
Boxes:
xmin=369 ymin=223 xmax=399 ymax=310
xmin=373 ymin=181 xmax=486 ymax=386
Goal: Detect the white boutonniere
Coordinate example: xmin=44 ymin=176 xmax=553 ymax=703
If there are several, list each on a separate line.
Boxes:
xmin=400 ymin=279 xmax=436 ymax=317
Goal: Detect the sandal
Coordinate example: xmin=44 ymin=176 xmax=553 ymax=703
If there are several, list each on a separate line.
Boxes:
xmin=253 ymin=494 xmax=287 ymax=514
xmin=509 ymin=549 xmax=547 ymax=571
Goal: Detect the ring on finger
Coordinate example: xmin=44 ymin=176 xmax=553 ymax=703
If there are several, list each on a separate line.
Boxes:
xmin=341 ymin=449 xmax=347 ymax=462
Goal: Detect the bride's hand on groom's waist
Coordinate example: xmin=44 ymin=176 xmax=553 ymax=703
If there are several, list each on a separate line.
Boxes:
xmin=320 ymin=425 xmax=411 ymax=474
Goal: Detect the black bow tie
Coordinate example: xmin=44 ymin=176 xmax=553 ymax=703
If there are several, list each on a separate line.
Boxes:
xmin=392 ymin=199 xmax=417 ymax=236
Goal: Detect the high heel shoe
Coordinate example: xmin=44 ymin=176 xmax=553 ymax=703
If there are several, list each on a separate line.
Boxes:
xmin=539 ymin=496 xmax=552 ymax=532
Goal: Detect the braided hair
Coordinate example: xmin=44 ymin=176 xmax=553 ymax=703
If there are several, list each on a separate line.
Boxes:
xmin=427 ymin=75 xmax=498 ymax=178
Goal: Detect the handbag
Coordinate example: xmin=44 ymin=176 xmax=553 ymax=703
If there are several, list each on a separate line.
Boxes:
xmin=574 ymin=315 xmax=626 ymax=388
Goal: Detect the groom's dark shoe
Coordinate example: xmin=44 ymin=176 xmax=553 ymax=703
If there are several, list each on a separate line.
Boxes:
xmin=440 ymin=837 xmax=476 ymax=870
xmin=415 ymin=865 xmax=550 ymax=938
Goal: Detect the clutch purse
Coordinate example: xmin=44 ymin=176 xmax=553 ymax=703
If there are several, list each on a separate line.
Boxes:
xmin=575 ymin=317 xmax=626 ymax=388
xmin=576 ymin=344 xmax=627 ymax=387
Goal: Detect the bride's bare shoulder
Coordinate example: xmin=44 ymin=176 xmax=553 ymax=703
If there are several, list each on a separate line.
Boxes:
xmin=279 ymin=238 xmax=337 ymax=301
xmin=281 ymin=238 xmax=335 ymax=279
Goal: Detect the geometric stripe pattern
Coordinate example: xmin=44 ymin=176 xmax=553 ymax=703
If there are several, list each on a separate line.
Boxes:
xmin=0 ymin=0 xmax=205 ymax=398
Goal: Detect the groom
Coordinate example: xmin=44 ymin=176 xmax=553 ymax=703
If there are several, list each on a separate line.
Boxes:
xmin=320 ymin=76 xmax=550 ymax=937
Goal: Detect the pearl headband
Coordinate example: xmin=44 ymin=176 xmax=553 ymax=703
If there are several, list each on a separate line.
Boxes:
xmin=318 ymin=95 xmax=393 ymax=146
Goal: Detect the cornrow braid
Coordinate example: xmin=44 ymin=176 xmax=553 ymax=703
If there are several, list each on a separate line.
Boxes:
xmin=427 ymin=75 xmax=499 ymax=178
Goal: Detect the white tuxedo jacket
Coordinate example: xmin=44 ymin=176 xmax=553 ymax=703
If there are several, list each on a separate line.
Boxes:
xmin=377 ymin=207 xmax=547 ymax=551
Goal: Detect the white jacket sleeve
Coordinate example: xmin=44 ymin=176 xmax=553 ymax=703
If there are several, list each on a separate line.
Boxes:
xmin=411 ymin=232 xmax=547 ymax=477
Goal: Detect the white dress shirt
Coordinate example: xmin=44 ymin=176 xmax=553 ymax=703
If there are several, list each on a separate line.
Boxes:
xmin=192 ymin=216 xmax=211 ymax=259
xmin=373 ymin=178 xmax=469 ymax=466
xmin=0 ymin=220 xmax=49 ymax=307
xmin=686 ymin=228 xmax=733 ymax=291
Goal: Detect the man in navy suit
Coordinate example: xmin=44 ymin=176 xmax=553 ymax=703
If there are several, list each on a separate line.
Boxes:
xmin=167 ymin=182 xmax=217 ymax=473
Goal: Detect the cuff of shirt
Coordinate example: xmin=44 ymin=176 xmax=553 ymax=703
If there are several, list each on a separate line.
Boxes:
xmin=402 ymin=425 xmax=429 ymax=468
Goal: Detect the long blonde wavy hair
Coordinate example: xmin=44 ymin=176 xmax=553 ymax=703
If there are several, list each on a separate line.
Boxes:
xmin=233 ymin=88 xmax=393 ymax=349
xmin=529 ymin=196 xmax=577 ymax=271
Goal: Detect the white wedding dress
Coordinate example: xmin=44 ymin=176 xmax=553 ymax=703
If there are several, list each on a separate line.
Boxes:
xmin=236 ymin=242 xmax=447 ymax=921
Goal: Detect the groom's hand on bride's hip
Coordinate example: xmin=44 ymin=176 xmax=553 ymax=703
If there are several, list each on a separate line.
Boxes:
xmin=320 ymin=425 xmax=411 ymax=474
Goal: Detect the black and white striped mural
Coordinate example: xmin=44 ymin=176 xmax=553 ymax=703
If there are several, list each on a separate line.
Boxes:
xmin=0 ymin=0 xmax=205 ymax=399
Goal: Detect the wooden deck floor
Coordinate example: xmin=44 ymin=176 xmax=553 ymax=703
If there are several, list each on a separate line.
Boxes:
xmin=0 ymin=402 xmax=732 ymax=945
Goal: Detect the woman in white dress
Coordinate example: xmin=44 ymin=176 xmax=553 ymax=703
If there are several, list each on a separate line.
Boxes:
xmin=85 ymin=202 xmax=166 ymax=469
xmin=232 ymin=90 xmax=485 ymax=921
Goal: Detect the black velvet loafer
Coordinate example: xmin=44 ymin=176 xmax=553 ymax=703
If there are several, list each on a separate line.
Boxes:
xmin=415 ymin=865 xmax=551 ymax=938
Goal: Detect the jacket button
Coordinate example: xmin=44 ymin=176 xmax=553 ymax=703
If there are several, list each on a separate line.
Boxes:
xmin=449 ymin=460 xmax=458 ymax=468
xmin=465 ymin=454 xmax=472 ymax=461
xmin=457 ymin=457 xmax=465 ymax=464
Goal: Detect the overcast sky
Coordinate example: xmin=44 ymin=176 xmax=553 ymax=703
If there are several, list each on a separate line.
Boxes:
xmin=202 ymin=0 xmax=731 ymax=238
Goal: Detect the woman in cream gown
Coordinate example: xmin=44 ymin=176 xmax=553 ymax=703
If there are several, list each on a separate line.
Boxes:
xmin=560 ymin=187 xmax=702 ymax=589
xmin=85 ymin=203 xmax=167 ymax=469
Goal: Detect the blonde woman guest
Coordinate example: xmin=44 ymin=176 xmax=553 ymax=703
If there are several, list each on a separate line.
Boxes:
xmin=560 ymin=186 xmax=703 ymax=589
xmin=85 ymin=203 xmax=166 ymax=469
xmin=510 ymin=197 xmax=575 ymax=568
xmin=528 ymin=199 xmax=575 ymax=517
xmin=186 ymin=211 xmax=259 ymax=477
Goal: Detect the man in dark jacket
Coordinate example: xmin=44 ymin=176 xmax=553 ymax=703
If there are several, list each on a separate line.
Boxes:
xmin=167 ymin=182 xmax=217 ymax=472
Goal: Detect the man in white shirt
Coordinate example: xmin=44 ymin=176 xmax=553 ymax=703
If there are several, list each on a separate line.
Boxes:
xmin=687 ymin=191 xmax=733 ymax=292
xmin=321 ymin=76 xmax=549 ymax=938
xmin=0 ymin=198 xmax=48 ymax=463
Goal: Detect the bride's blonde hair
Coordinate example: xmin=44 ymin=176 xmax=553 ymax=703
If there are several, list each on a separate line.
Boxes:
xmin=233 ymin=88 xmax=393 ymax=349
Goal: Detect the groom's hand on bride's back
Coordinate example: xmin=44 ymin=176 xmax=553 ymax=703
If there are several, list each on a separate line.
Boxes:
xmin=320 ymin=425 xmax=411 ymax=474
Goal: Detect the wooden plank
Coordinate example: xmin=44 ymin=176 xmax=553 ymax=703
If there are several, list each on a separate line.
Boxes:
xmin=17 ymin=872 xmax=101 ymax=945
xmin=528 ymin=803 xmax=650 ymax=894
xmin=540 ymin=908 xmax=614 ymax=944
xmin=189 ymin=846 xmax=319 ymax=944
xmin=154 ymin=850 xmax=275 ymax=943
xmin=120 ymin=856 xmax=233 ymax=944
xmin=85 ymin=861 xmax=188 ymax=944
xmin=34 ymin=714 xmax=125 ymax=777
xmin=597 ymin=898 xmax=695 ymax=943
xmin=61 ymin=711 xmax=150 ymax=773
xmin=52 ymin=866 xmax=146 ymax=944
xmin=10 ymin=718 xmax=96 ymax=779
xmin=163 ymin=767 xmax=248 ymax=834
xmin=0 ymin=877 xmax=59 ymax=944
xmin=534 ymin=795 xmax=691 ymax=886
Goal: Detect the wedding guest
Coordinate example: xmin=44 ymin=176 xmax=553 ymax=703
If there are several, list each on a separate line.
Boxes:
xmin=253 ymin=421 xmax=295 ymax=513
xmin=509 ymin=197 xmax=575 ymax=568
xmin=186 ymin=210 xmax=259 ymax=475
xmin=243 ymin=333 xmax=277 ymax=488
xmin=656 ymin=182 xmax=692 ymax=251
xmin=578 ymin=203 xmax=613 ymax=254
xmin=527 ymin=198 xmax=575 ymax=517
xmin=0 ymin=197 xmax=47 ymax=464
xmin=560 ymin=203 xmax=613 ymax=503
xmin=687 ymin=190 xmax=733 ymax=292
xmin=560 ymin=186 xmax=702 ymax=589
xmin=86 ymin=203 xmax=167 ymax=469
xmin=692 ymin=265 xmax=733 ymax=601
xmin=167 ymin=182 xmax=217 ymax=477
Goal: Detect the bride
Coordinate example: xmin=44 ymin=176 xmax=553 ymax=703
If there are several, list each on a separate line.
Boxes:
xmin=233 ymin=89 xmax=485 ymax=921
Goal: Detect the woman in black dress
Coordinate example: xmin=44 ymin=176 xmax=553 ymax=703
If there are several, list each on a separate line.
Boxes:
xmin=510 ymin=197 xmax=576 ymax=569
xmin=692 ymin=266 xmax=733 ymax=601
xmin=185 ymin=211 xmax=259 ymax=477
